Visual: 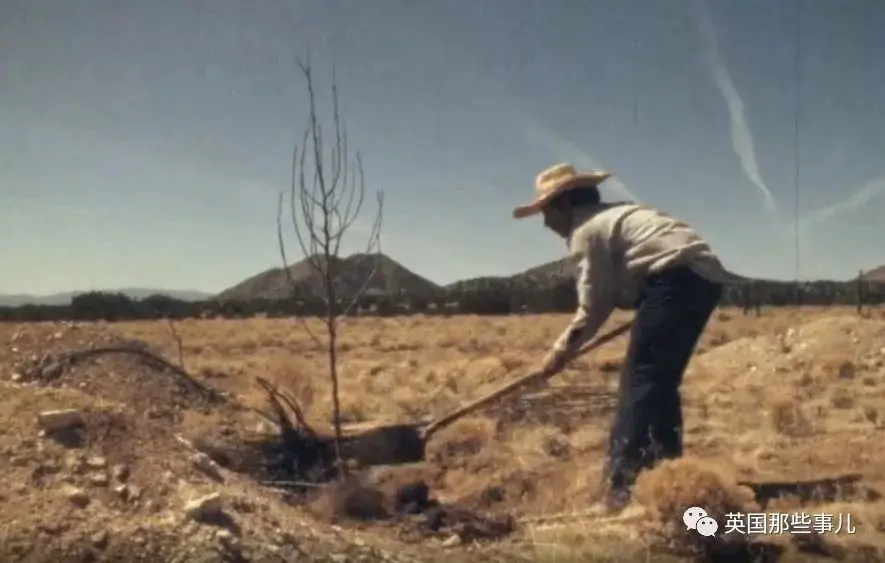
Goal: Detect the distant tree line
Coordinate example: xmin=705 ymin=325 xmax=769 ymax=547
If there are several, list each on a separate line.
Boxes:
xmin=1 ymin=278 xmax=884 ymax=323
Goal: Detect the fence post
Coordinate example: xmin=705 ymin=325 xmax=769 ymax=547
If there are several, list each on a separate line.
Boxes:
xmin=746 ymin=280 xmax=761 ymax=316
xmin=754 ymin=280 xmax=761 ymax=316
xmin=857 ymin=270 xmax=864 ymax=315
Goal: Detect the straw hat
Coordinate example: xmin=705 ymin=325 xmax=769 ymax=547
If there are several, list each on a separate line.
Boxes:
xmin=512 ymin=163 xmax=612 ymax=219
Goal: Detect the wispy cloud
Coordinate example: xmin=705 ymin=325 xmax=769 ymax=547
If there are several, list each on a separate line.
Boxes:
xmin=693 ymin=0 xmax=778 ymax=220
xmin=2 ymin=195 xmax=91 ymax=216
xmin=519 ymin=119 xmax=639 ymax=201
xmin=1 ymin=193 xmax=264 ymax=238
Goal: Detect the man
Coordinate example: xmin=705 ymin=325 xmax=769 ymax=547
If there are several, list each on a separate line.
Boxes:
xmin=512 ymin=163 xmax=727 ymax=513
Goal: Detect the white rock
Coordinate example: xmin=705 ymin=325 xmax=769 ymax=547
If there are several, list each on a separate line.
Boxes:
xmin=113 ymin=484 xmax=129 ymax=499
xmin=190 ymin=453 xmax=223 ymax=481
xmin=254 ymin=420 xmax=279 ymax=435
xmin=37 ymin=409 xmax=85 ymax=432
xmin=86 ymin=456 xmax=107 ymax=469
xmin=88 ymin=472 xmax=109 ymax=487
xmin=184 ymin=492 xmax=224 ymax=521
xmin=63 ymin=485 xmax=90 ymax=507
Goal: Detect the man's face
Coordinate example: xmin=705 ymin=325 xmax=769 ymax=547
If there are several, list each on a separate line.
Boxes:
xmin=542 ymin=205 xmax=571 ymax=239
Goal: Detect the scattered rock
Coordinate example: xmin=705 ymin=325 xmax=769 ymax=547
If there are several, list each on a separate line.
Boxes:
xmin=184 ymin=492 xmax=225 ymax=521
xmin=441 ymin=534 xmax=461 ymax=547
xmin=62 ymin=485 xmax=90 ymax=508
xmin=216 ymin=528 xmax=242 ymax=551
xmin=111 ymin=463 xmax=129 ymax=482
xmin=88 ymin=472 xmax=109 ymax=487
xmin=40 ymin=521 xmax=64 ymax=535
xmin=128 ymin=485 xmax=142 ymax=500
xmin=40 ymin=362 xmax=64 ymax=380
xmin=90 ymin=530 xmax=109 ymax=548
xmin=86 ymin=456 xmax=107 ymax=469
xmin=64 ymin=452 xmax=86 ymax=472
xmin=190 ymin=452 xmax=224 ymax=482
xmin=254 ymin=420 xmax=279 ymax=435
xmin=37 ymin=409 xmax=85 ymax=432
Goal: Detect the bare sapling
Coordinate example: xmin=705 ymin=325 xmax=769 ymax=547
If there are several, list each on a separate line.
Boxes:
xmin=277 ymin=59 xmax=384 ymax=474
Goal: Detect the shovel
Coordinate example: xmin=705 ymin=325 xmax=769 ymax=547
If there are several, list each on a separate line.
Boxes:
xmin=338 ymin=320 xmax=633 ymax=467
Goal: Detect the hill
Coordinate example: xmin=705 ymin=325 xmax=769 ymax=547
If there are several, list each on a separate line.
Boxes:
xmin=860 ymin=265 xmax=885 ymax=282
xmin=0 ymin=289 xmax=211 ymax=307
xmin=216 ymin=253 xmax=440 ymax=302
xmin=445 ymin=257 xmax=577 ymax=294
xmin=447 ymin=256 xmax=747 ymax=294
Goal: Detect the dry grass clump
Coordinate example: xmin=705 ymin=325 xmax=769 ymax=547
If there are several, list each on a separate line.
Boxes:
xmin=310 ymin=475 xmax=389 ymax=522
xmin=829 ymin=387 xmax=856 ymax=410
xmin=7 ymin=309 xmax=885 ymax=559
xmin=634 ymin=458 xmax=758 ymax=550
xmin=769 ymin=395 xmax=815 ymax=437
xmin=427 ymin=416 xmax=500 ymax=461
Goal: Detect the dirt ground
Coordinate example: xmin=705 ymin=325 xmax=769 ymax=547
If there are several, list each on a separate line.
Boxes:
xmin=2 ymin=307 xmax=885 ymax=561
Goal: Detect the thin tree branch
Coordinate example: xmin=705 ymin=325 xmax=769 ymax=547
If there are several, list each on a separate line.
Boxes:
xmin=277 ymin=190 xmax=323 ymax=347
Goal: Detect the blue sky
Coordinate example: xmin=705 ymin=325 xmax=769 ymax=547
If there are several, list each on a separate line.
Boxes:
xmin=2 ymin=0 xmax=884 ymax=295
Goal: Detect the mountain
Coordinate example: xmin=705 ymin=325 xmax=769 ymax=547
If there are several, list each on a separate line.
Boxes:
xmin=0 ymin=289 xmax=213 ymax=307
xmin=859 ymin=265 xmax=885 ymax=282
xmin=216 ymin=253 xmax=440 ymax=302
xmin=5 ymin=256 xmax=874 ymax=309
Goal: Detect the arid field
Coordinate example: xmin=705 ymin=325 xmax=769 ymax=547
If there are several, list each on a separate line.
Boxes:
xmin=2 ymin=307 xmax=885 ymax=561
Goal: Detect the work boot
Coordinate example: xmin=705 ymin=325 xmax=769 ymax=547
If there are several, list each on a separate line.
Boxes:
xmin=602 ymin=487 xmax=631 ymax=514
xmin=589 ymin=483 xmax=632 ymax=516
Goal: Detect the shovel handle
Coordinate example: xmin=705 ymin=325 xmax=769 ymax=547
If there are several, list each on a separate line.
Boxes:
xmin=422 ymin=320 xmax=633 ymax=440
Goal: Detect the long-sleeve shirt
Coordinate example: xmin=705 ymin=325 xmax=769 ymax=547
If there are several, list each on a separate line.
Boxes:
xmin=551 ymin=202 xmax=729 ymax=356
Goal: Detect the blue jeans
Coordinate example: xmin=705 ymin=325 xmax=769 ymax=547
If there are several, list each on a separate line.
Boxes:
xmin=604 ymin=265 xmax=722 ymax=492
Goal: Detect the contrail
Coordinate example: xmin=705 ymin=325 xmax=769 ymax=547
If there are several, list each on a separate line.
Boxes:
xmin=800 ymin=174 xmax=885 ymax=227
xmin=519 ymin=119 xmax=640 ymax=202
xmin=787 ymin=173 xmax=885 ymax=262
xmin=693 ymin=0 xmax=778 ymax=219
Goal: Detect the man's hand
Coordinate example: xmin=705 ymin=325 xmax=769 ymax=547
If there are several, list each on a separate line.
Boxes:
xmin=539 ymin=349 xmax=569 ymax=378
xmin=523 ymin=350 xmax=568 ymax=393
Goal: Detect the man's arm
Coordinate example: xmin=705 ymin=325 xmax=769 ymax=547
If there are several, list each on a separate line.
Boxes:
xmin=547 ymin=236 xmax=616 ymax=368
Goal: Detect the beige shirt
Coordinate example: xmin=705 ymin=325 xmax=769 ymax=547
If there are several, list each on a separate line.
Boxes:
xmin=552 ymin=202 xmax=729 ymax=355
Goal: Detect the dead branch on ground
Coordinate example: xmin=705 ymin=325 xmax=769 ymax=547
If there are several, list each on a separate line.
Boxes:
xmin=165 ymin=317 xmax=186 ymax=370
xmin=255 ymin=377 xmax=317 ymax=437
xmin=253 ymin=376 xmax=338 ymax=484
xmin=32 ymin=345 xmax=226 ymax=404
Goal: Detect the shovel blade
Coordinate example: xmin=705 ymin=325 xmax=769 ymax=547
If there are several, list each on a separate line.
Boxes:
xmin=340 ymin=423 xmax=426 ymax=466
